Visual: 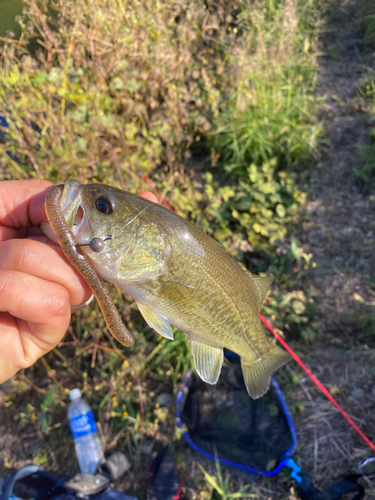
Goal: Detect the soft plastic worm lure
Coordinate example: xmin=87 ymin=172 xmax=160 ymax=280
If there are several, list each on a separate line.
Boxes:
xmin=45 ymin=185 xmax=134 ymax=346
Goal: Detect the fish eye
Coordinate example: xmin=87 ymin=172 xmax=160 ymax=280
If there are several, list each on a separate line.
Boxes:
xmin=95 ymin=196 xmax=115 ymax=214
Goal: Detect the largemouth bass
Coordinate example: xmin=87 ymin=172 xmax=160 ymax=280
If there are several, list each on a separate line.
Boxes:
xmin=44 ymin=180 xmax=290 ymax=398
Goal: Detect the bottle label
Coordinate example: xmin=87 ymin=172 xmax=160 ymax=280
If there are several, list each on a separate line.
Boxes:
xmin=69 ymin=410 xmax=97 ymax=439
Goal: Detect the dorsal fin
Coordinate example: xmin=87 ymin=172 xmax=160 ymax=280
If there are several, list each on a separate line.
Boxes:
xmin=247 ymin=273 xmax=273 ymax=308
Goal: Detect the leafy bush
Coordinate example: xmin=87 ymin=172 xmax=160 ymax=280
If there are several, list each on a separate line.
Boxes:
xmin=205 ymin=162 xmax=306 ymax=247
xmin=0 ymin=0 xmax=235 ymax=183
xmin=153 ymin=160 xmax=305 ymax=257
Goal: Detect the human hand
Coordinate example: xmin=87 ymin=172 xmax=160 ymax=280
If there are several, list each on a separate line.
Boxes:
xmin=0 ymin=179 xmax=157 ymax=384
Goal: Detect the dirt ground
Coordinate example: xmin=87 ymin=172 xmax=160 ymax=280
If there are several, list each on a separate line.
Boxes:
xmin=285 ymin=0 xmax=375 ymax=497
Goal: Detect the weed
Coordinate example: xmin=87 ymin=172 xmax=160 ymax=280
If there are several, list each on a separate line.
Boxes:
xmin=209 ymin=0 xmax=322 ymax=174
xmin=198 ymin=459 xmax=256 ymax=500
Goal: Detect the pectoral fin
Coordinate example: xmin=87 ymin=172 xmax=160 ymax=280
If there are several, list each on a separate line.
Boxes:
xmin=247 ymin=273 xmax=273 ymax=310
xmin=191 ymin=340 xmax=223 ymax=385
xmin=241 ymin=345 xmax=290 ymax=399
xmin=137 ymin=302 xmax=174 ymax=340
xmin=117 ymin=223 xmax=169 ymax=281
xmin=148 ymin=280 xmax=208 ymax=308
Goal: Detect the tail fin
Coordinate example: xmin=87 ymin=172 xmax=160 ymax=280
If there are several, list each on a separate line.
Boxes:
xmin=241 ymin=345 xmax=290 ymax=399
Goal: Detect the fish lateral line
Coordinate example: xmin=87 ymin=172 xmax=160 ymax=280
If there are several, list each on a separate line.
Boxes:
xmin=45 ymin=185 xmax=134 ymax=346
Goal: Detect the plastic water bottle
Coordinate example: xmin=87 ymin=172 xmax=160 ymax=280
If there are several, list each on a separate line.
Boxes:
xmin=68 ymin=388 xmax=104 ymax=474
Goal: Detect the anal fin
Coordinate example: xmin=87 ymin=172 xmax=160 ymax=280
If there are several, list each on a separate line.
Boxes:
xmin=137 ymin=302 xmax=173 ymax=340
xmin=191 ymin=340 xmax=223 ymax=385
xmin=241 ymin=345 xmax=290 ymax=399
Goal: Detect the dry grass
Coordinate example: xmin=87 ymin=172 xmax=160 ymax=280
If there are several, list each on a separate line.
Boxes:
xmin=287 ymin=348 xmax=375 ymax=493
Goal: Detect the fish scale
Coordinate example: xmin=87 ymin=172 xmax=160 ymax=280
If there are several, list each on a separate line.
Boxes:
xmin=44 ymin=179 xmax=291 ymax=399
xmin=161 ymin=237 xmax=260 ymax=352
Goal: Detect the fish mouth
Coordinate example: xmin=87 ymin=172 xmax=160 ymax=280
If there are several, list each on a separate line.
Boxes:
xmin=60 ymin=179 xmax=89 ymax=243
xmin=73 ymin=205 xmax=84 ymax=226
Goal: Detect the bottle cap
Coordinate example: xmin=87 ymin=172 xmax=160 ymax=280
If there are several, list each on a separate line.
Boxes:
xmin=69 ymin=388 xmax=82 ymax=401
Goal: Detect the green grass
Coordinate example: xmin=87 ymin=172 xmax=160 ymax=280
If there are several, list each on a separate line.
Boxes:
xmin=209 ymin=0 xmax=322 ymax=175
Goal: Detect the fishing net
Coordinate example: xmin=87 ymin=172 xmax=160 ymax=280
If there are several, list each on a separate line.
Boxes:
xmin=176 ymin=354 xmax=296 ymax=479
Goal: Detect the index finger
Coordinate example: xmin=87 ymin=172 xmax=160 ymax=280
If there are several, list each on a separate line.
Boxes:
xmin=0 ymin=179 xmax=53 ymax=230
